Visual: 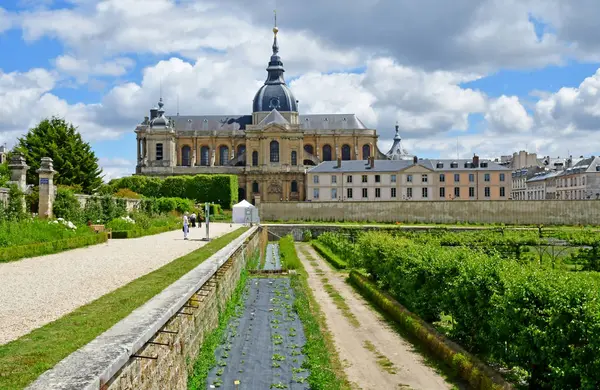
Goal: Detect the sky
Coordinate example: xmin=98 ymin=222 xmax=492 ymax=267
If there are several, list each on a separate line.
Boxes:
xmin=1 ymin=0 xmax=600 ymax=180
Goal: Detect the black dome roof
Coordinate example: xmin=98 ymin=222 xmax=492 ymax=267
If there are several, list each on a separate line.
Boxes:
xmin=252 ymin=27 xmax=297 ymax=113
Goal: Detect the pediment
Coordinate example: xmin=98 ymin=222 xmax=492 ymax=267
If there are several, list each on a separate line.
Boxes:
xmin=400 ymin=164 xmax=434 ymax=173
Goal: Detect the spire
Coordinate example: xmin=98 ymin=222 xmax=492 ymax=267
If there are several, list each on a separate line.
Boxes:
xmin=394 ymin=122 xmax=401 ymax=140
xmin=272 ymin=9 xmax=279 ymax=55
xmin=264 ymin=9 xmax=285 ymax=86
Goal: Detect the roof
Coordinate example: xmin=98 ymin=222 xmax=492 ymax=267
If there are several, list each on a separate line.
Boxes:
xmin=527 ymin=170 xmax=561 ymax=183
xmin=418 ymin=159 xmax=510 ymax=171
xmin=258 ymin=109 xmax=289 ymax=126
xmin=308 ymin=160 xmax=413 ymax=173
xmin=169 ymin=113 xmax=368 ymax=131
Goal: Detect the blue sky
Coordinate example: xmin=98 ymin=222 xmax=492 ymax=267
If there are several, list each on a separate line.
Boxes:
xmin=1 ymin=0 xmax=600 ymax=179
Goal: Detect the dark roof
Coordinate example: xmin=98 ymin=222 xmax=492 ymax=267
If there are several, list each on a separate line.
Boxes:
xmin=309 ymin=160 xmax=413 ymax=173
xmin=419 ymin=159 xmax=510 ymax=171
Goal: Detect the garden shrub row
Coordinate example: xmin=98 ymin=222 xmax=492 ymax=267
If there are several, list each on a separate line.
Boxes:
xmin=278 ymin=234 xmax=301 ymax=271
xmin=348 ymin=271 xmax=510 ymax=390
xmin=111 ymin=225 xmax=179 ymax=239
xmin=0 ymin=233 xmax=108 ymax=262
xmin=109 ymin=174 xmax=238 ymax=209
xmin=355 ymin=231 xmax=600 ymax=389
xmin=311 ymin=241 xmax=347 ymax=269
xmin=138 ymin=197 xmax=195 ymax=215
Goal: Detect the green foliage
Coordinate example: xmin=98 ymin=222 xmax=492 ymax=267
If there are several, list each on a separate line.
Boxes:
xmin=315 ymin=232 xmax=357 ymax=267
xmin=0 ymin=233 xmax=107 ymax=263
xmin=6 ymin=184 xmax=25 ymax=221
xmin=354 ymin=230 xmax=600 ymax=389
xmin=15 ymin=117 xmax=103 ymax=193
xmin=25 ymin=186 xmax=39 ymax=214
xmin=107 ymin=214 xmax=180 ymax=239
xmin=110 ymin=174 xmax=238 ymax=208
xmin=302 ymin=230 xmax=312 ymax=242
xmin=53 ymin=187 xmax=83 ymax=222
xmin=279 ymin=235 xmax=301 ymax=271
xmin=0 ymin=160 xmax=10 ymax=187
xmin=311 ymin=241 xmax=347 ymax=269
xmin=139 ymin=197 xmax=194 ymax=216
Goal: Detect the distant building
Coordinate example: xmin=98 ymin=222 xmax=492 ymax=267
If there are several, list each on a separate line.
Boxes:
xmin=306 ymin=155 xmax=511 ymax=202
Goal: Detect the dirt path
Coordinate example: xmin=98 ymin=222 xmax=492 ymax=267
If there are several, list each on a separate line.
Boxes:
xmin=296 ymin=243 xmax=452 ymax=390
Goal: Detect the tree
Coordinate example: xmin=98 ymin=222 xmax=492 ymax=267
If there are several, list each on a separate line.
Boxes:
xmin=15 ymin=117 xmax=103 ymax=193
xmin=0 ymin=160 xmax=9 ymax=187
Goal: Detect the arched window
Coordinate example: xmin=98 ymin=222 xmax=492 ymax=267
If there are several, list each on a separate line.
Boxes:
xmin=362 ymin=144 xmax=371 ymax=160
xmin=252 ymin=181 xmax=259 ymax=193
xmin=304 ymin=144 xmax=314 ymax=155
xmin=291 ymin=180 xmax=298 ymax=193
xmin=291 ymin=151 xmax=297 ymax=166
xmin=270 ymin=140 xmax=280 ymax=163
xmin=322 ymin=145 xmax=332 ymax=161
xmin=341 ymin=144 xmax=351 ymax=160
xmin=252 ymin=151 xmax=259 ymax=166
xmin=181 ymin=145 xmax=191 ymax=166
xmin=237 ymin=144 xmax=246 ymax=157
xmin=200 ymin=146 xmax=210 ymax=166
xmin=219 ymin=145 xmax=229 ymax=166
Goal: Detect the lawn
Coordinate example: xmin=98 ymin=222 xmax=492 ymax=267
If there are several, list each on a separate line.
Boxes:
xmin=0 ymin=227 xmax=248 ymax=390
xmin=0 ymin=218 xmax=94 ymax=248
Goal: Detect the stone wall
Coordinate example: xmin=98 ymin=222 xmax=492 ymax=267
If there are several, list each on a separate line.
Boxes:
xmin=259 ymin=200 xmax=600 ymax=226
xmin=74 ymin=194 xmax=141 ymax=213
xmin=27 ymin=227 xmax=262 ymax=390
xmin=0 ymin=187 xmax=8 ymax=206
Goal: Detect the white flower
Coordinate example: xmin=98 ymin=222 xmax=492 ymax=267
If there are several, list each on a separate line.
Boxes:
xmin=57 ymin=218 xmax=64 ymax=221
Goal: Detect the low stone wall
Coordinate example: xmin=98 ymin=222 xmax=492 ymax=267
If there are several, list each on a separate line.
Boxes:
xmin=260 ymin=200 xmax=600 ymax=226
xmin=27 ymin=227 xmax=261 ymax=390
xmin=74 ymin=194 xmax=141 ymax=213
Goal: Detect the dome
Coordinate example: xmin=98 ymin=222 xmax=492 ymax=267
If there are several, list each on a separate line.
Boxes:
xmin=252 ymin=22 xmax=298 ymax=113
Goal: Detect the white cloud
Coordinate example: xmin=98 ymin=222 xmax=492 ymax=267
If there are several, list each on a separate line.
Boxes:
xmin=0 ymin=7 xmax=13 ymax=33
xmin=485 ymin=95 xmax=533 ymax=133
xmin=55 ymin=55 xmax=135 ymax=82
xmin=98 ymin=157 xmax=135 ymax=182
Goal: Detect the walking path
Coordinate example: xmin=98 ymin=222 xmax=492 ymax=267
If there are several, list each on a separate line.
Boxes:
xmin=296 ymin=243 xmax=452 ymax=390
xmin=0 ymin=223 xmax=240 ymax=345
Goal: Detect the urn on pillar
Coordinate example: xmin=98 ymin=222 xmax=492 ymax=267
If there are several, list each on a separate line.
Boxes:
xmin=37 ymin=157 xmax=56 ymax=219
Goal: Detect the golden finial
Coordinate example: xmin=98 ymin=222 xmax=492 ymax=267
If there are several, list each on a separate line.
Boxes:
xmin=273 ymin=9 xmax=278 ymax=35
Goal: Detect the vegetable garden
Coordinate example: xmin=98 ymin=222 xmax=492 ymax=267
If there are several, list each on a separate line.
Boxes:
xmin=314 ymin=228 xmax=600 ymax=389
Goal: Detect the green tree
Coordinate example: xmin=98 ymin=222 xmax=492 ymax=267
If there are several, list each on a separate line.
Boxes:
xmin=0 ymin=160 xmax=9 ymax=187
xmin=15 ymin=117 xmax=103 ymax=193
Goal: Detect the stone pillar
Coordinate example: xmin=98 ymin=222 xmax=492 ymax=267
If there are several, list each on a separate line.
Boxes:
xmin=136 ymin=137 xmax=141 ymax=162
xmin=8 ymin=153 xmax=29 ymax=212
xmin=37 ymin=157 xmax=56 ymax=219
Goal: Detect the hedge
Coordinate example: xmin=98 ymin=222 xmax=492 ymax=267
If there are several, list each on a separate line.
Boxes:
xmin=111 ymin=225 xmax=180 ymax=239
xmin=348 ymin=271 xmax=510 ymax=390
xmin=278 ymin=234 xmax=301 ymax=270
xmin=0 ymin=233 xmax=108 ymax=262
xmin=110 ymin=174 xmax=238 ymax=209
xmin=311 ymin=241 xmax=347 ymax=269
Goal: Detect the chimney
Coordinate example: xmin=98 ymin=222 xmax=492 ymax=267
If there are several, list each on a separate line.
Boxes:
xmin=473 ymin=154 xmax=480 ymax=168
xmin=413 ymin=155 xmax=418 ymax=164
xmin=370 ymin=156 xmax=375 ymax=169
xmin=336 ymin=157 xmax=342 ymax=168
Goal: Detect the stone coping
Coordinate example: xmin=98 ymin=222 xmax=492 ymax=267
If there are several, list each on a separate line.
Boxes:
xmin=27 ymin=227 xmax=258 ymax=390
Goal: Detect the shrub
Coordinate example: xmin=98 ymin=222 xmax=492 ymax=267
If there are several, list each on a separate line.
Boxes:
xmin=114 ymin=188 xmax=141 ymax=199
xmin=53 ymin=188 xmax=83 ymax=223
xmin=302 ymin=230 xmax=312 ymax=242
xmin=311 ymin=241 xmax=347 ymax=269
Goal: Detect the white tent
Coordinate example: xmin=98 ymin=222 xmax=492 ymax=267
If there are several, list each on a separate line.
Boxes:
xmin=231 ymin=200 xmax=260 ymax=224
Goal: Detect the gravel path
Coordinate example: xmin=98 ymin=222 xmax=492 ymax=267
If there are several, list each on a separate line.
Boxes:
xmin=0 ymin=223 xmax=241 ymax=345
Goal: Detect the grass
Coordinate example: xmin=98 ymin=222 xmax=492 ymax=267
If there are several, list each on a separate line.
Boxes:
xmin=288 ymin=243 xmax=352 ymax=389
xmin=320 ymin=276 xmax=360 ymax=328
xmin=279 ymin=235 xmax=302 ymax=270
xmin=362 ymin=340 xmax=397 ymax=375
xmin=311 ymin=241 xmax=348 ymax=269
xmin=0 ymin=219 xmax=95 ymax=249
xmin=0 ymin=227 xmax=249 ymax=390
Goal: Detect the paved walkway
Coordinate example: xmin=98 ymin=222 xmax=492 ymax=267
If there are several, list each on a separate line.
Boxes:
xmin=0 ymin=223 xmax=241 ymax=345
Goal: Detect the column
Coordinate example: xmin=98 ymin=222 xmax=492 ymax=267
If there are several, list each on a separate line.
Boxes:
xmin=8 ymin=153 xmax=29 ymax=212
xmin=136 ymin=137 xmax=141 ymax=162
xmin=37 ymin=157 xmax=56 ymax=219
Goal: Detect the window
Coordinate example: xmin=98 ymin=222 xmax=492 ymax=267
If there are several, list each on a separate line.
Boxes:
xmin=182 ymin=145 xmax=191 ymax=166
xmin=407 ymin=175 xmax=413 ymax=183
xmin=469 ymin=187 xmax=475 ymax=197
xmin=219 ymin=145 xmax=229 ymax=166
xmin=439 ymin=187 xmax=445 ymax=198
xmin=500 ymin=173 xmax=505 ymax=182
xmin=331 ymin=175 xmax=337 ymax=184
xmin=480 ymin=162 xmax=488 ymax=168
xmin=322 ymin=145 xmax=332 ymax=161
xmin=291 ymin=181 xmax=298 ymax=193
xmin=341 ymin=144 xmax=351 ymax=160
xmin=331 ymin=188 xmax=337 ymax=199
xmin=436 ymin=162 xmax=444 ymax=168
xmin=407 ymin=188 xmax=413 ymax=198
xmin=391 ymin=188 xmax=397 ymax=198
xmin=439 ymin=173 xmax=445 ymax=182
xmin=347 ymin=175 xmax=353 ymax=183
xmin=500 ymin=187 xmax=505 ymax=197
xmin=469 ymin=173 xmax=475 ymax=182
xmin=375 ymin=188 xmax=381 ymax=198
xmin=362 ymin=175 xmax=368 ymax=183
xmin=451 ymin=162 xmax=458 ymax=168
xmin=362 ymin=188 xmax=368 ymax=198
xmin=201 ymin=146 xmax=210 ymax=166
xmin=375 ymin=175 xmax=381 ymax=183
xmin=252 ymin=151 xmax=258 ymax=166
xmin=422 ymin=188 xmax=428 ymax=198
xmin=391 ymin=174 xmax=397 ymax=183
xmin=313 ymin=189 xmax=320 ymax=199
xmin=313 ymin=175 xmax=319 ymax=184
xmin=156 ymin=143 xmax=163 ymax=161
xmin=362 ymin=144 xmax=371 ymax=160
xmin=454 ymin=174 xmax=460 ymax=182
xmin=421 ymin=174 xmax=428 ymax=183
xmin=485 ymin=187 xmax=490 ymax=197
xmin=252 ymin=181 xmax=259 ymax=193
xmin=304 ymin=144 xmax=314 ymax=155
xmin=291 ymin=151 xmax=297 ymax=166
xmin=347 ymin=188 xmax=353 ymax=199
xmin=237 ymin=144 xmax=246 ymax=157
xmin=270 ymin=140 xmax=280 ymax=163
xmin=454 ymin=187 xmax=460 ymax=197
xmin=484 ymin=173 xmax=490 ymax=182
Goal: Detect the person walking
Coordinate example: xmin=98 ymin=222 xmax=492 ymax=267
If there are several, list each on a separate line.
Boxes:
xmin=183 ymin=212 xmax=189 ymax=240
xmin=190 ymin=212 xmax=196 ymax=228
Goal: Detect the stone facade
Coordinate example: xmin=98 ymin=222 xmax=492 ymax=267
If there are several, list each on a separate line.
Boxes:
xmin=259 ymin=200 xmax=600 ymax=225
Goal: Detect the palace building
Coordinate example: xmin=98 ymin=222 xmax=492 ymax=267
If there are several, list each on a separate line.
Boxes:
xmin=134 ymin=21 xmax=388 ymax=202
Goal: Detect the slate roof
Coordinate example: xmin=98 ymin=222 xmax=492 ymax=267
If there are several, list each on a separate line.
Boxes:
xmin=419 ymin=159 xmax=511 ymax=171
xmin=308 ymin=160 xmax=413 ymax=173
